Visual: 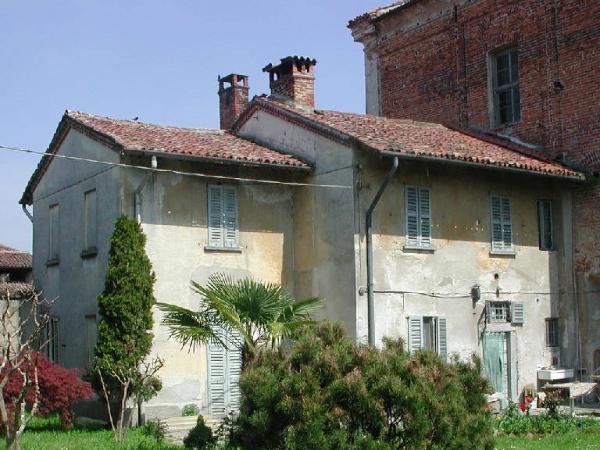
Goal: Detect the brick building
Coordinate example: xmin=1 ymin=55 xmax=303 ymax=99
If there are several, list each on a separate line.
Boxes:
xmin=350 ymin=0 xmax=600 ymax=378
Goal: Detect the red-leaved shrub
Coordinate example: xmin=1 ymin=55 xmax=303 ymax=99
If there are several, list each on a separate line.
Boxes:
xmin=2 ymin=353 xmax=94 ymax=428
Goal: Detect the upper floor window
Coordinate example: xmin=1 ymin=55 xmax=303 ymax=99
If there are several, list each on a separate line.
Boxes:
xmin=490 ymin=196 xmax=513 ymax=253
xmin=491 ymin=48 xmax=521 ymax=126
xmin=84 ymin=189 xmax=97 ymax=252
xmin=48 ymin=204 xmax=59 ymax=262
xmin=537 ymin=200 xmax=554 ymax=251
xmin=405 ymin=186 xmax=432 ymax=249
xmin=207 ymin=184 xmax=239 ymax=249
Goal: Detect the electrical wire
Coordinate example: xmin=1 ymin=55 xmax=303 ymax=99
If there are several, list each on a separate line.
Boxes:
xmin=0 ymin=144 xmax=352 ymax=190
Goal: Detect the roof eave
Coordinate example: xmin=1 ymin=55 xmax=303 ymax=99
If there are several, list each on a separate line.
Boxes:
xmin=124 ymin=148 xmax=312 ymax=172
xmin=378 ymin=149 xmax=586 ymax=181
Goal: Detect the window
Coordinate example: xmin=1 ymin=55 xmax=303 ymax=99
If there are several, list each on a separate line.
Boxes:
xmin=405 ymin=186 xmax=432 ymax=249
xmin=407 ymin=316 xmax=447 ymax=360
xmin=42 ymin=316 xmax=60 ymax=363
xmin=84 ymin=189 xmax=97 ymax=252
xmin=538 ymin=200 xmax=554 ymax=250
xmin=48 ymin=204 xmax=59 ymax=262
xmin=84 ymin=315 xmax=97 ymax=372
xmin=546 ymin=318 xmax=559 ymax=347
xmin=207 ymin=184 xmax=239 ymax=249
xmin=491 ymin=48 xmax=520 ymax=126
xmin=491 ymin=196 xmax=513 ymax=252
xmin=487 ymin=301 xmax=510 ymax=323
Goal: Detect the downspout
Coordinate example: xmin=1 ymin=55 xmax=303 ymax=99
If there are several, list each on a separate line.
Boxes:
xmin=366 ymin=156 xmax=399 ymax=346
xmin=21 ymin=204 xmax=33 ymax=223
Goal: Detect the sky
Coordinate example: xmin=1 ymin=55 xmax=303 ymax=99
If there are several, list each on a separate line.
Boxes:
xmin=0 ymin=0 xmax=384 ymax=252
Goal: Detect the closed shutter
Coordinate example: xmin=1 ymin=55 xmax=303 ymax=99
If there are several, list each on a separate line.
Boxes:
xmin=491 ymin=196 xmax=512 ymax=251
xmin=223 ymin=185 xmax=239 ymax=248
xmin=437 ymin=317 xmax=448 ymax=361
xmin=407 ymin=316 xmax=423 ymax=354
xmin=208 ymin=329 xmax=226 ymax=417
xmin=405 ymin=187 xmax=419 ymax=247
xmin=501 ymin=197 xmax=513 ymax=249
xmin=208 ymin=185 xmax=224 ymax=248
xmin=419 ymin=188 xmax=432 ymax=248
xmin=227 ymin=331 xmax=243 ymax=412
xmin=485 ymin=301 xmax=492 ymax=324
xmin=511 ymin=302 xmax=524 ymax=325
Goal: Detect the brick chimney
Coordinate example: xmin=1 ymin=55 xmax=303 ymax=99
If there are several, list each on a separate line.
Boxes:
xmin=218 ymin=74 xmax=249 ymax=130
xmin=262 ymin=56 xmax=317 ymax=107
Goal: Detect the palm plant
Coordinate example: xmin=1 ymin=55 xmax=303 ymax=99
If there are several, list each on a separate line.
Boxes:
xmin=157 ymin=273 xmax=321 ymax=367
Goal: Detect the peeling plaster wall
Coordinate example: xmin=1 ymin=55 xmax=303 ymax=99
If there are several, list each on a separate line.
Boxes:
xmin=119 ymin=158 xmax=295 ymax=418
xmin=238 ymin=110 xmax=358 ymax=340
xmin=32 ymin=129 xmax=121 ymax=371
xmin=354 ymin=153 xmax=576 ymax=398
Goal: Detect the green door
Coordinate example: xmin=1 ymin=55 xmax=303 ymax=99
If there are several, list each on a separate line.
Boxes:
xmin=483 ymin=332 xmax=510 ymax=405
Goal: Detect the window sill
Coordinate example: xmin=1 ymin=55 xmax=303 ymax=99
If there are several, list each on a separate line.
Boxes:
xmin=403 ymin=245 xmax=435 ymax=254
xmin=80 ymin=247 xmax=98 ymax=259
xmin=203 ymin=246 xmax=243 ymax=254
xmin=489 ymin=250 xmax=516 ymax=258
xmin=46 ymin=258 xmax=60 ymax=267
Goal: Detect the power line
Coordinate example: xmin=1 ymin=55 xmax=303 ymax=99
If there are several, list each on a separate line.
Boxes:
xmin=0 ymin=144 xmax=352 ymax=190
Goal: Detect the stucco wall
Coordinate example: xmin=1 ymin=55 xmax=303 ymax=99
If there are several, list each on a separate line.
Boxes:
xmin=353 ymin=154 xmax=576 ymax=398
xmin=119 ymin=158 xmax=296 ymax=417
xmin=32 ymin=129 xmax=121 ymax=371
xmin=237 ymin=110 xmax=358 ymax=340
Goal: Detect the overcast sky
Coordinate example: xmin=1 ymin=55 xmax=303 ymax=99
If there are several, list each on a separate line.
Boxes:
xmin=0 ymin=0 xmax=383 ymax=252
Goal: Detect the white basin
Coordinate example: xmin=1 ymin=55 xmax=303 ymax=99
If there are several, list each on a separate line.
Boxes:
xmin=537 ymin=368 xmax=574 ymax=381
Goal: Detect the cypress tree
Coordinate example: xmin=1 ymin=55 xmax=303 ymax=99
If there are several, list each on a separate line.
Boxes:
xmin=94 ymin=215 xmax=155 ymax=407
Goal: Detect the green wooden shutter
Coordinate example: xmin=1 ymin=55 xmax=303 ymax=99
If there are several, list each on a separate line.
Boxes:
xmin=501 ymin=197 xmax=513 ymax=250
xmin=223 ymin=186 xmax=239 ymax=248
xmin=208 ymin=185 xmax=224 ymax=248
xmin=405 ymin=187 xmax=419 ymax=247
xmin=208 ymin=328 xmax=226 ymax=417
xmin=437 ymin=317 xmax=448 ymax=361
xmin=491 ymin=197 xmax=504 ymax=251
xmin=511 ymin=302 xmax=524 ymax=325
xmin=407 ymin=316 xmax=423 ymax=354
xmin=419 ymin=188 xmax=432 ymax=247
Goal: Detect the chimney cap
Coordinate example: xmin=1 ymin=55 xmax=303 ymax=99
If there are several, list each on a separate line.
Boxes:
xmin=262 ymin=56 xmax=317 ymax=74
xmin=218 ymin=73 xmax=248 ymax=83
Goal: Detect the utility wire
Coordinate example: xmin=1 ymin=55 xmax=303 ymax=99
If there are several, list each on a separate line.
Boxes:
xmin=373 ymin=289 xmax=600 ymax=298
xmin=0 ymin=144 xmax=352 ymax=190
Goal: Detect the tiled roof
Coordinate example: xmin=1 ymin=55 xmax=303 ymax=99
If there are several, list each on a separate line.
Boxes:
xmin=21 ymin=111 xmax=310 ymax=204
xmin=0 ymin=245 xmax=32 ymax=270
xmin=348 ymin=1 xmax=419 ymax=28
xmin=0 ymin=282 xmax=33 ymax=299
xmin=238 ymin=97 xmax=583 ymax=179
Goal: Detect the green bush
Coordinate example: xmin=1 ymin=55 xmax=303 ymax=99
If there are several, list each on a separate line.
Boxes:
xmin=226 ymin=322 xmax=494 ymax=450
xmin=183 ymin=416 xmax=215 ymax=449
xmin=496 ymin=402 xmax=597 ymax=436
xmin=182 ymin=404 xmax=200 ymax=417
xmin=141 ymin=419 xmax=168 ymax=442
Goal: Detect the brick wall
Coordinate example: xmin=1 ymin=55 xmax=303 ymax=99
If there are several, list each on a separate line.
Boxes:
xmin=269 ymin=72 xmax=315 ymax=107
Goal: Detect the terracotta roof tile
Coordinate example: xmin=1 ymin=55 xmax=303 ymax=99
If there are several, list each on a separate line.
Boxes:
xmin=67 ymin=111 xmax=309 ymax=169
xmin=0 ymin=245 xmax=32 ymax=270
xmin=245 ymin=97 xmax=583 ymax=179
xmin=0 ymin=282 xmax=33 ymax=299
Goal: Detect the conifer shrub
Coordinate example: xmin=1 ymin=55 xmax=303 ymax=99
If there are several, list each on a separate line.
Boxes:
xmin=227 ymin=322 xmax=494 ymax=450
xmin=183 ymin=415 xmax=216 ymax=449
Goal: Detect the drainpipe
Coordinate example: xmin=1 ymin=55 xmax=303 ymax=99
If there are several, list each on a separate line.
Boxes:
xmin=21 ymin=204 xmax=33 ymax=223
xmin=366 ymin=156 xmax=399 ymax=346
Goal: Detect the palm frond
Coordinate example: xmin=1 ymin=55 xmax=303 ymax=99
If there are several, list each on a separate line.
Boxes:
xmin=156 ymin=302 xmax=223 ymax=351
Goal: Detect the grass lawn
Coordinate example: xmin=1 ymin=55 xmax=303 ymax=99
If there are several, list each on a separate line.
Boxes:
xmin=0 ymin=416 xmax=183 ymax=450
xmin=495 ymin=426 xmax=600 ymax=449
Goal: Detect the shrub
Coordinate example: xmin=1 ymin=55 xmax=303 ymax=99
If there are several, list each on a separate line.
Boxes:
xmin=2 ymin=353 xmax=94 ymax=428
xmin=183 ymin=415 xmax=215 ymax=449
xmin=495 ymin=402 xmax=597 ymax=436
xmin=182 ymin=404 xmax=200 ymax=417
xmin=226 ymin=322 xmax=494 ymax=450
xmin=142 ymin=419 xmax=168 ymax=441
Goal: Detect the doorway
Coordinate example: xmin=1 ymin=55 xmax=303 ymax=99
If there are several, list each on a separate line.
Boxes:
xmin=483 ymin=332 xmax=511 ymax=405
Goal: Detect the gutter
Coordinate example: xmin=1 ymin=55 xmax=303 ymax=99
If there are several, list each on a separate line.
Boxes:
xmin=21 ymin=204 xmax=33 ymax=223
xmin=379 ymin=150 xmax=586 ymax=182
xmin=366 ymin=156 xmax=399 ymax=346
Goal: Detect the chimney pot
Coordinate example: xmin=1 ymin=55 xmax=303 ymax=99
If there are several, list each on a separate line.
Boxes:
xmin=218 ymin=73 xmax=249 ymax=130
xmin=262 ymin=56 xmax=317 ymax=107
